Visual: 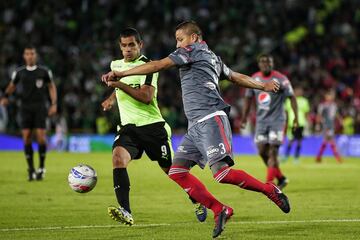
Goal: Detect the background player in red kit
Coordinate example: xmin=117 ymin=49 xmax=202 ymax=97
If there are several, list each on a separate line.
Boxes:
xmin=241 ymin=54 xmax=298 ymax=189
xmin=315 ymin=91 xmax=342 ymax=163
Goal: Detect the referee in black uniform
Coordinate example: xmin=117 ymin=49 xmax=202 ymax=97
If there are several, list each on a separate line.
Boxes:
xmin=0 ymin=46 xmax=57 ymax=181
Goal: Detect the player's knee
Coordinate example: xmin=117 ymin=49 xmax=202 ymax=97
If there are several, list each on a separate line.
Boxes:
xmin=267 ymin=156 xmax=278 ymax=167
xmin=161 ymin=167 xmax=170 ymax=174
xmin=37 ymin=137 xmax=46 ymax=145
xmin=112 ymin=153 xmax=129 ymax=168
xmin=212 ymin=166 xmax=232 ymax=184
xmin=168 ymin=165 xmax=189 ymax=180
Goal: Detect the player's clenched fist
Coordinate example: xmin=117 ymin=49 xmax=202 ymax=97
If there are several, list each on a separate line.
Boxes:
xmin=101 ymin=98 xmax=114 ymax=111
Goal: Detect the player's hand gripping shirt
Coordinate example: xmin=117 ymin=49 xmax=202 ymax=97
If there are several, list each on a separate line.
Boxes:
xmin=245 ymin=71 xmax=294 ymax=125
xmin=168 ymin=42 xmax=232 ymax=129
xmin=110 ymin=55 xmax=165 ymax=127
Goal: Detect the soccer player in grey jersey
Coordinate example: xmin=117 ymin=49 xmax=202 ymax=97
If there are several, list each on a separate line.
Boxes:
xmin=102 ymin=21 xmax=290 ymax=238
xmin=241 ymin=54 xmax=299 ymax=189
xmin=315 ymin=91 xmax=342 ymax=163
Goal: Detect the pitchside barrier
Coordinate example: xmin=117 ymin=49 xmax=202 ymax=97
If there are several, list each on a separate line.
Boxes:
xmin=0 ymin=134 xmax=359 ymax=157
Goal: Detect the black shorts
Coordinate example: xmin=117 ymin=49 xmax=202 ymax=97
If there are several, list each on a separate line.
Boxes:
xmin=291 ymin=126 xmax=304 ymax=140
xmin=112 ymin=122 xmax=172 ymax=168
xmin=20 ymin=105 xmax=47 ymax=129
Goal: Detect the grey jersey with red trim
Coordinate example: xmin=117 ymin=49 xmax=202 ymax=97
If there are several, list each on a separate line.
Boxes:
xmin=318 ymin=101 xmax=337 ymax=130
xmin=168 ymin=42 xmax=231 ymax=129
xmin=245 ymin=70 xmax=294 ymax=124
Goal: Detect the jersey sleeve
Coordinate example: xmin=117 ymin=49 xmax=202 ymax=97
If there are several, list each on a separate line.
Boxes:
xmin=11 ymin=70 xmax=20 ymax=85
xmin=110 ymin=61 xmax=115 ymax=71
xmin=168 ymin=47 xmax=193 ymax=66
xmin=219 ymin=57 xmax=233 ymax=80
xmin=140 ymin=72 xmax=159 ymax=88
xmin=44 ymin=69 xmax=54 ymax=83
xmin=281 ymin=77 xmax=294 ymax=97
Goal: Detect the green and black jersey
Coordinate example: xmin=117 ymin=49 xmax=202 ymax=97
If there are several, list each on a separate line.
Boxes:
xmin=111 ymin=55 xmax=164 ymax=126
xmin=110 ymin=55 xmax=171 ymax=136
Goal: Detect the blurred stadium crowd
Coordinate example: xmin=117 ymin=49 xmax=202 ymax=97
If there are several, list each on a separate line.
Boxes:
xmin=1 ymin=0 xmax=360 ymax=135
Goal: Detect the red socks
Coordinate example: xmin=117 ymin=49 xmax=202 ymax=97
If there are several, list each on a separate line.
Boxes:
xmin=169 ymin=166 xmax=223 ymax=215
xmin=266 ymin=167 xmax=284 ymax=183
xmin=329 ymin=140 xmax=343 ymax=163
xmin=316 ymin=142 xmax=327 ymax=162
xmin=214 ymin=166 xmax=272 ymax=194
xmin=317 ymin=141 xmax=343 ymax=163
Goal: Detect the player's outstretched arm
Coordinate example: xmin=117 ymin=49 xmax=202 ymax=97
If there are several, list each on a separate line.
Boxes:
xmin=229 ymin=72 xmax=280 ymax=92
xmin=101 ymin=57 xmax=175 ymax=83
xmin=107 ymin=82 xmax=155 ymax=105
xmin=0 ymin=82 xmax=16 ymax=106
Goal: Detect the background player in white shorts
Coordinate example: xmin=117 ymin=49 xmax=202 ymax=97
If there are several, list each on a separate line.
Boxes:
xmin=241 ymin=54 xmax=299 ymax=189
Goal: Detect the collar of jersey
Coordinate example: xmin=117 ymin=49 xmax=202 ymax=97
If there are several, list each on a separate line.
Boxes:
xmin=26 ymin=65 xmax=38 ymax=71
xmin=124 ymin=55 xmax=146 ymax=64
xmin=260 ymin=70 xmax=274 ymax=80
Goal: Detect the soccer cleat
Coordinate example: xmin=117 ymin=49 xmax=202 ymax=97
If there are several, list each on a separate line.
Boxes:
xmin=266 ymin=183 xmax=290 ymax=213
xmin=277 ymin=177 xmax=289 ymax=190
xmin=108 ymin=206 xmax=134 ymax=226
xmin=36 ymin=168 xmax=46 ymax=180
xmin=28 ymin=169 xmax=36 ymax=181
xmin=212 ymin=206 xmax=233 ymax=239
xmin=195 ymin=203 xmax=207 ymax=222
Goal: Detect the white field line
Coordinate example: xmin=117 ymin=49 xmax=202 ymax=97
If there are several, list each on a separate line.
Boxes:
xmin=1 ymin=219 xmax=360 ymax=232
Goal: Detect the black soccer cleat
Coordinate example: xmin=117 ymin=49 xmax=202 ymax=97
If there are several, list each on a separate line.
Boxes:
xmin=36 ymin=168 xmax=46 ymax=180
xmin=266 ymin=183 xmax=290 ymax=213
xmin=212 ymin=206 xmax=233 ymax=239
xmin=195 ymin=203 xmax=207 ymax=222
xmin=277 ymin=177 xmax=289 ymax=190
xmin=28 ymin=169 xmax=36 ymax=181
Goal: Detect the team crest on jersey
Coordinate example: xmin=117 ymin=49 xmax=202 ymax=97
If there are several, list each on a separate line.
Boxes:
xmin=258 ymin=92 xmax=271 ymax=109
xmin=36 ymin=79 xmax=44 ymax=88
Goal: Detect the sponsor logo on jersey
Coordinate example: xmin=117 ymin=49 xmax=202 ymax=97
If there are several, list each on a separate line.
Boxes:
xmin=204 ymin=81 xmax=216 ymax=90
xmin=206 ymin=146 xmax=219 ymax=157
xmin=36 ymin=79 xmax=44 ymax=88
xmin=177 ymin=146 xmax=187 ymax=153
xmin=257 ymin=92 xmax=271 ymax=109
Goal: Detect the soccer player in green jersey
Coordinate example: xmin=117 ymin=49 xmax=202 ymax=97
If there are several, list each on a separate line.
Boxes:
xmin=283 ymin=86 xmax=310 ymax=163
xmin=101 ymin=28 xmax=206 ymax=226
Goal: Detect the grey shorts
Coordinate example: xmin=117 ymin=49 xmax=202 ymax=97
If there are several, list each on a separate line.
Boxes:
xmin=255 ymin=122 xmax=285 ymax=145
xmin=174 ymin=115 xmax=233 ymax=169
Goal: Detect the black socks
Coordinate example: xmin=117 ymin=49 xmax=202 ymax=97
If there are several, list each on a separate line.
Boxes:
xmin=113 ymin=168 xmax=131 ymax=213
xmin=39 ymin=144 xmax=47 ymax=168
xmin=24 ymin=144 xmax=34 ymax=171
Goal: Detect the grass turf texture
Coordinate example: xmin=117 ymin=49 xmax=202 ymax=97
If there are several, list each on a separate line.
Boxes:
xmin=0 ymin=152 xmax=359 ymax=240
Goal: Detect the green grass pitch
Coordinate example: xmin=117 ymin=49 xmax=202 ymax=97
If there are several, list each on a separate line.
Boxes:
xmin=0 ymin=152 xmax=359 ymax=239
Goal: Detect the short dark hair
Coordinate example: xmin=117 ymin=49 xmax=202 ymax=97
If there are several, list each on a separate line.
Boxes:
xmin=257 ymin=53 xmax=273 ymax=62
xmin=118 ymin=28 xmax=142 ymax=43
xmin=175 ymin=20 xmax=202 ymax=38
xmin=24 ymin=45 xmax=36 ymax=51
